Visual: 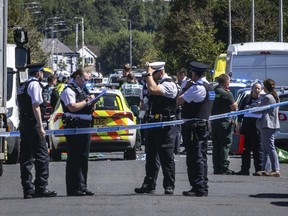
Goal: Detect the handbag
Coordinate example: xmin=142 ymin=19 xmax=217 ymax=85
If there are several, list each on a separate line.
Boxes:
xmin=230 ymin=133 xmax=245 ymax=154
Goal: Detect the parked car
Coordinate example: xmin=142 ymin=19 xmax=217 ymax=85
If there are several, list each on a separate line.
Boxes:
xmin=48 ymin=87 xmax=137 ymax=161
xmin=274 ymin=89 xmax=288 ymax=151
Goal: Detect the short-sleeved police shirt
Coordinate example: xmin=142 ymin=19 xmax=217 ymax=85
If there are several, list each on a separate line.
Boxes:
xmin=158 ymin=74 xmax=178 ymax=99
xmin=27 ymin=77 xmax=43 ymax=105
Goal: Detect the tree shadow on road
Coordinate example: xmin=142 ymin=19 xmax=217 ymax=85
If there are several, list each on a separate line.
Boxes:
xmin=250 ymin=193 xmax=288 ymax=199
xmin=250 ymin=194 xmax=288 ymax=207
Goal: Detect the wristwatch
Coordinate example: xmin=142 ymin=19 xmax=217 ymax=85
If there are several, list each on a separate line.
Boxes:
xmin=85 ymin=98 xmax=89 ymax=103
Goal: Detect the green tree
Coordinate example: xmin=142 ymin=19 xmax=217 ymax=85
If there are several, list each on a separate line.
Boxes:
xmin=98 ymin=29 xmax=155 ymax=75
xmin=157 ymin=2 xmax=224 ymax=79
xmin=8 ymin=0 xmax=47 ymax=63
xmin=212 ymin=0 xmax=282 ymax=46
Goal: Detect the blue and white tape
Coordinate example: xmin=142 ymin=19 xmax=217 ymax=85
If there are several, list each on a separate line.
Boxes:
xmin=1 ymin=101 xmax=288 ymax=137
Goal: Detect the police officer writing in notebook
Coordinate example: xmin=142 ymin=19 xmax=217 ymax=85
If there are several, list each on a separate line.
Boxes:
xmin=17 ymin=63 xmax=57 ymax=199
xmin=135 ymin=62 xmax=178 ymax=195
xmin=60 ymin=68 xmax=95 ymax=196
xmin=177 ymin=62 xmax=214 ymax=197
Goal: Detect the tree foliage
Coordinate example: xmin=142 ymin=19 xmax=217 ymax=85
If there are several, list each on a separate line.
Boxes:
xmin=7 ymin=0 xmax=288 ymax=75
xmin=158 ymin=1 xmax=225 ymax=77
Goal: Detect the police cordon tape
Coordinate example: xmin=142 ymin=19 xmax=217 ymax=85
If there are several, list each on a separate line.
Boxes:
xmin=1 ymin=100 xmax=288 ymax=138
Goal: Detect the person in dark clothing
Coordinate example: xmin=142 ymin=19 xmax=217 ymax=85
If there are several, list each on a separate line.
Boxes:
xmin=135 ymin=61 xmax=178 ymax=195
xmin=41 ymin=75 xmax=57 ymax=119
xmin=235 ymin=82 xmax=263 ymax=175
xmin=211 ymin=74 xmax=238 ymax=175
xmin=177 ymin=62 xmax=215 ymax=197
xmin=60 ymin=68 xmax=96 ymax=196
xmin=17 ymin=63 xmax=57 ymax=199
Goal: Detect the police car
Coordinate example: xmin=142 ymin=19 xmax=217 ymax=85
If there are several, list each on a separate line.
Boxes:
xmin=48 ymin=86 xmax=137 ymax=161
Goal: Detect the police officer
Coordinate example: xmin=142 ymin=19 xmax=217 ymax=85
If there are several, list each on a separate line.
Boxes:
xmin=117 ymin=63 xmax=132 ymax=87
xmin=177 ymin=62 xmax=214 ymax=197
xmin=17 ymin=63 xmax=57 ymax=199
xmin=60 ymin=68 xmax=95 ymax=196
xmin=135 ymin=61 xmax=178 ymax=195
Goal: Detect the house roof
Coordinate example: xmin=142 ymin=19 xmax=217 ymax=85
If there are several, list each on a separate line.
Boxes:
xmin=41 ymin=38 xmax=73 ymax=54
xmin=78 ymin=45 xmax=97 ymax=58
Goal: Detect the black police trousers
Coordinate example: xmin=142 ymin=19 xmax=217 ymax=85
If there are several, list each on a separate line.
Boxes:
xmin=19 ymin=118 xmax=50 ymax=192
xmin=184 ymin=121 xmax=209 ymax=193
xmin=65 ymin=120 xmax=91 ymax=194
xmin=144 ymin=122 xmax=176 ymax=189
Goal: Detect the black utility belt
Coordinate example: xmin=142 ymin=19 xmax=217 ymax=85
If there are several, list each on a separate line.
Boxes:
xmin=20 ymin=113 xmax=36 ymax=121
xmin=186 ymin=119 xmax=208 ymax=128
xmin=148 ymin=114 xmax=176 ymax=122
xmin=62 ymin=115 xmax=92 ymax=127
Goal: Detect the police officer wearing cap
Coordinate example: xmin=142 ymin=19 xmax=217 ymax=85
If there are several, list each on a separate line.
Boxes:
xmin=135 ymin=61 xmax=178 ymax=195
xmin=60 ymin=68 xmax=96 ymax=196
xmin=177 ymin=61 xmax=214 ymax=197
xmin=17 ymin=63 xmax=57 ymax=199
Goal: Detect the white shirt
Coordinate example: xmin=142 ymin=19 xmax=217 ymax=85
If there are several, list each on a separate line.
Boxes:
xmin=158 ymin=74 xmax=178 ymax=99
xmin=182 ymin=80 xmax=206 ymax=103
xmin=60 ymin=83 xmax=92 ymax=120
xmin=180 ymin=76 xmax=188 ymax=90
xmin=60 ymin=86 xmax=77 ymax=107
xmin=27 ymin=77 xmax=43 ymax=105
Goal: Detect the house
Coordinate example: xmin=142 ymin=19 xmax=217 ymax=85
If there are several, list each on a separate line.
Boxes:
xmin=78 ymin=45 xmax=98 ymax=67
xmin=41 ymin=39 xmax=98 ymax=73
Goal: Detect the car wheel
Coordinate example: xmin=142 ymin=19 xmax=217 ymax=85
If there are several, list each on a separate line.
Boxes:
xmin=51 ymin=143 xmax=62 ymax=161
xmin=124 ymin=147 xmax=136 ymax=160
xmin=6 ymin=137 xmax=20 ymax=164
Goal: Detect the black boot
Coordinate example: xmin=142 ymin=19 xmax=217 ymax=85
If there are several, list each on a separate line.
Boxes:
xmin=135 ymin=184 xmax=155 ymax=194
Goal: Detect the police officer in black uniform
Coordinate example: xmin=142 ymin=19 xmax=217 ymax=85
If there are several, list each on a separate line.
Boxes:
xmin=17 ymin=63 xmax=57 ymax=199
xmin=177 ymin=62 xmax=214 ymax=197
xmin=135 ymin=62 xmax=178 ymax=195
xmin=60 ymin=68 xmax=95 ymax=196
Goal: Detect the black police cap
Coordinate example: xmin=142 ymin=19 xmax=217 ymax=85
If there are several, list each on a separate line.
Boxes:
xmin=190 ymin=61 xmax=208 ymax=74
xmin=26 ymin=63 xmax=45 ymax=73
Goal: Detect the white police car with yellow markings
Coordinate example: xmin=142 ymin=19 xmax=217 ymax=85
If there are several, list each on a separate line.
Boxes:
xmin=48 ymin=86 xmax=137 ymax=161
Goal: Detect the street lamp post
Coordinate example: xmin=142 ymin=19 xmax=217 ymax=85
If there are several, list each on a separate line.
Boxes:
xmin=228 ymin=0 xmax=232 ymax=45
xmin=74 ymin=17 xmax=85 ymax=68
xmin=279 ymin=0 xmax=283 ymax=42
xmin=45 ymin=17 xmax=67 ymax=70
xmin=251 ymin=0 xmax=255 ymax=42
xmin=44 ymin=17 xmax=61 ymax=69
xmin=122 ymin=19 xmax=132 ymax=66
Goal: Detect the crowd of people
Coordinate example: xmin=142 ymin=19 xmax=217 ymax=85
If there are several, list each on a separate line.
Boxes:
xmin=17 ymin=60 xmax=281 ymax=199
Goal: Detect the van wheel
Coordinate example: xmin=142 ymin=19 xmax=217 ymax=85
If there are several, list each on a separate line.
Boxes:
xmin=6 ymin=138 xmax=20 ymax=164
xmin=51 ymin=144 xmax=62 ymax=161
xmin=124 ymin=147 xmax=136 ymax=160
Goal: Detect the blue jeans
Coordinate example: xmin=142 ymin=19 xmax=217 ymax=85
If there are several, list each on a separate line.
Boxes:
xmin=260 ymin=128 xmax=280 ymax=172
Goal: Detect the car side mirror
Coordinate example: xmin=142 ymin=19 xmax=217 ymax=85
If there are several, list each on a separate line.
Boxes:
xmin=15 ymin=47 xmax=28 ymax=69
xmin=13 ymin=27 xmax=28 ymax=46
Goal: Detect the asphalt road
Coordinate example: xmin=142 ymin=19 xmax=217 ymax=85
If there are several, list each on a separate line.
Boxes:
xmin=0 ymin=149 xmax=288 ymax=216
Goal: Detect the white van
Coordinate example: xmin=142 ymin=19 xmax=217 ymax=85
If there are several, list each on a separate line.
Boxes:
xmin=226 ymin=42 xmax=288 ymax=86
xmin=6 ymin=44 xmax=20 ymax=164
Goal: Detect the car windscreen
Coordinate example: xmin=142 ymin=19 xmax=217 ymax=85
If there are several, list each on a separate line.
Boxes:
xmin=95 ymin=94 xmax=121 ymax=110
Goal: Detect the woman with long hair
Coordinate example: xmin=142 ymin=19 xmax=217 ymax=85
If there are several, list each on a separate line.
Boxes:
xmin=255 ymin=79 xmax=280 ymax=177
